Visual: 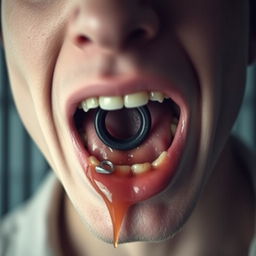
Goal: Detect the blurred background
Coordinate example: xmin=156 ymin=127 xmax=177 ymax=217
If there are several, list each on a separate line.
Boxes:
xmin=0 ymin=46 xmax=256 ymax=218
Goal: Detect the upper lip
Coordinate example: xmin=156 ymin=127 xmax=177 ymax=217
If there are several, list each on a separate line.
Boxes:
xmin=65 ymin=73 xmax=189 ymax=121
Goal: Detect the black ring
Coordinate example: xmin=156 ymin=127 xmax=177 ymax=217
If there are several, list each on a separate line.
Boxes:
xmin=94 ymin=106 xmax=151 ymax=151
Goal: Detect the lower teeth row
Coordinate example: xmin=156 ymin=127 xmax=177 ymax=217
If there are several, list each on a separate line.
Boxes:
xmin=89 ymin=151 xmax=168 ymax=176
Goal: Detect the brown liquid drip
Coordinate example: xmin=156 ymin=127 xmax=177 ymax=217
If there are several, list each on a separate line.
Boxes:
xmin=87 ymin=165 xmax=132 ymax=247
xmin=105 ymin=200 xmax=131 ymax=248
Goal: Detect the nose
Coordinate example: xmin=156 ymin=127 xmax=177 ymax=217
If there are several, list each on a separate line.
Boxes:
xmin=69 ymin=1 xmax=159 ymax=52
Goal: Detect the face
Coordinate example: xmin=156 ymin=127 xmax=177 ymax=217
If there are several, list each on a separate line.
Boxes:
xmin=1 ymin=0 xmax=253 ymax=244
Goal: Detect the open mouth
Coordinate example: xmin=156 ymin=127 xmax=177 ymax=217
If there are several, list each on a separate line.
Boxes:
xmin=66 ymin=76 xmax=189 ymax=246
xmin=74 ymin=92 xmax=180 ymax=166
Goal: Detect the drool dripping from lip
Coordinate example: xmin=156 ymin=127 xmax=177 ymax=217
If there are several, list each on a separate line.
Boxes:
xmin=74 ymin=96 xmax=181 ymax=247
xmin=87 ymin=162 xmax=132 ymax=248
xmin=86 ymin=153 xmax=174 ymax=248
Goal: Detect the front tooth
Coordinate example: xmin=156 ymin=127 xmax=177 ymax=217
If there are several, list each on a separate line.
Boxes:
xmin=152 ymin=151 xmax=168 ymax=168
xmin=149 ymin=92 xmax=164 ymax=103
xmin=124 ymin=92 xmax=149 ymax=108
xmin=131 ymin=162 xmax=151 ymax=175
xmin=99 ymin=96 xmax=124 ymax=110
xmin=81 ymin=97 xmax=99 ymax=112
xmin=81 ymin=100 xmax=89 ymax=112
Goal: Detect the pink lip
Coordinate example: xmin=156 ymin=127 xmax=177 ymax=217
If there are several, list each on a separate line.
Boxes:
xmin=66 ymin=74 xmax=189 ymax=203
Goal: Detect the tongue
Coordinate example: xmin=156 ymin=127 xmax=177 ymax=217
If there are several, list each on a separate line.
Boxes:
xmin=105 ymin=108 xmax=143 ymax=139
xmin=83 ymin=101 xmax=175 ymax=165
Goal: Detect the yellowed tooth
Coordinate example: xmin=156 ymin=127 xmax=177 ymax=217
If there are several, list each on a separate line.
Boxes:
xmin=81 ymin=97 xmax=99 ymax=112
xmin=173 ymin=117 xmax=179 ymax=125
xmin=86 ymin=97 xmax=99 ymax=110
xmin=81 ymin=100 xmax=89 ymax=112
xmin=131 ymin=162 xmax=151 ymax=175
xmin=171 ymin=123 xmax=177 ymax=136
xmin=99 ymin=96 xmax=123 ymax=110
xmin=124 ymin=91 xmax=149 ymax=108
xmin=152 ymin=151 xmax=168 ymax=168
xmin=149 ymin=92 xmax=164 ymax=103
xmin=116 ymin=165 xmax=131 ymax=176
xmin=89 ymin=156 xmax=100 ymax=166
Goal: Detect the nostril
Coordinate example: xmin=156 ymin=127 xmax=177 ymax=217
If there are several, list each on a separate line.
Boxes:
xmin=70 ymin=6 xmax=159 ymax=51
xmin=75 ymin=35 xmax=91 ymax=47
xmin=127 ymin=26 xmax=156 ymax=47
xmin=130 ymin=28 xmax=148 ymax=41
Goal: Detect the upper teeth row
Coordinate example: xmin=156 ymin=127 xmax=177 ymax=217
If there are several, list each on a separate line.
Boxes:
xmin=79 ymin=91 xmax=167 ymax=112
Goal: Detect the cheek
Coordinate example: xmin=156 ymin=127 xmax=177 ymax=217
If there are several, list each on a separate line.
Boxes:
xmin=6 ymin=58 xmax=52 ymax=165
xmin=212 ymin=6 xmax=249 ymax=153
xmin=212 ymin=64 xmax=247 ymax=156
xmin=1 ymin=0 xmax=68 ymax=163
xmin=2 ymin=1 xmax=66 ymax=79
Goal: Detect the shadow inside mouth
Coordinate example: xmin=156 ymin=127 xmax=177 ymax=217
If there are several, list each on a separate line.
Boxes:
xmin=73 ymin=99 xmax=180 ymax=164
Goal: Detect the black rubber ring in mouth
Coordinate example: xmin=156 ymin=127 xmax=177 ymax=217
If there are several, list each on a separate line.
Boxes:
xmin=94 ymin=106 xmax=151 ymax=151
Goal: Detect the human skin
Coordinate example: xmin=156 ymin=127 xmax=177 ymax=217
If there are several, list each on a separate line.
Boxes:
xmin=1 ymin=0 xmax=256 ymax=255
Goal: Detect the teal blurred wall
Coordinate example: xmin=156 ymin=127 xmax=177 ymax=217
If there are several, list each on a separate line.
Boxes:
xmin=233 ymin=65 xmax=256 ymax=149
